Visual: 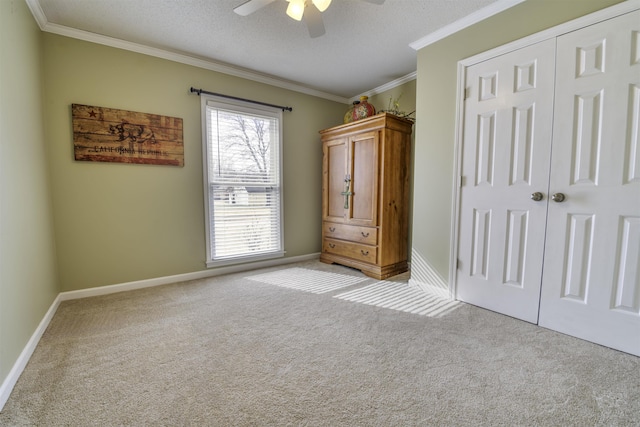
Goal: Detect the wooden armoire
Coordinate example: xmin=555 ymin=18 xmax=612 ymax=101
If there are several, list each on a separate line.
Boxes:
xmin=319 ymin=113 xmax=413 ymax=279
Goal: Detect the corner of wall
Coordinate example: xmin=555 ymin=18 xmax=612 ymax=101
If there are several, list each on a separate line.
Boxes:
xmin=408 ymin=247 xmax=451 ymax=299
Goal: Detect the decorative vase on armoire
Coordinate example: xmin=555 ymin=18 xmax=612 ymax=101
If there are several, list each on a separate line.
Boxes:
xmin=319 ymin=113 xmax=413 ymax=279
xmin=352 ymin=96 xmax=375 ymax=121
xmin=343 ymin=100 xmax=359 ymax=124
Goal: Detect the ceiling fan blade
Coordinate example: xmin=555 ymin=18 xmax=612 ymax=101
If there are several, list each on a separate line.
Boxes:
xmin=233 ymin=0 xmax=276 ymax=16
xmin=305 ymin=4 xmax=325 ymax=38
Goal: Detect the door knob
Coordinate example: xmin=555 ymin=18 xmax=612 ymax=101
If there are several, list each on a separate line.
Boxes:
xmin=551 ymin=193 xmax=566 ymax=202
xmin=531 ymin=192 xmax=544 ymax=201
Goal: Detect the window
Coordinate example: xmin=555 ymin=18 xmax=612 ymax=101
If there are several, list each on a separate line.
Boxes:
xmin=201 ymin=96 xmax=284 ymax=267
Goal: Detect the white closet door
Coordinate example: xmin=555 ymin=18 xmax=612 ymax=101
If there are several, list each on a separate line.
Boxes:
xmin=456 ymin=39 xmax=556 ymax=323
xmin=539 ymin=11 xmax=640 ymax=356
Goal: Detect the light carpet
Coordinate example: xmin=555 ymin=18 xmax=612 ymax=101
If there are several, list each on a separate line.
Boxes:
xmin=334 ymin=281 xmax=462 ymax=318
xmin=0 ymin=260 xmax=638 ymax=426
xmin=246 ymin=267 xmax=368 ymax=294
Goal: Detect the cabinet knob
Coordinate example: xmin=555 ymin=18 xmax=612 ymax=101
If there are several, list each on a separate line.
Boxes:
xmin=361 ymin=250 xmax=369 ymax=256
xmin=329 ymin=227 xmax=336 ymax=232
xmin=329 ymin=243 xmax=336 ymax=248
xmin=551 ymin=193 xmax=566 ymax=203
xmin=361 ymin=232 xmax=370 ymax=238
xmin=531 ymin=192 xmax=544 ymax=201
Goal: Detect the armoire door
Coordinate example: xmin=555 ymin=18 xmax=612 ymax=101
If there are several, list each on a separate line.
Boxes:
xmin=456 ymin=38 xmax=556 ymax=323
xmin=347 ymin=131 xmax=379 ymax=227
xmin=323 ymin=138 xmax=348 ymax=223
xmin=538 ymin=10 xmax=640 ymax=356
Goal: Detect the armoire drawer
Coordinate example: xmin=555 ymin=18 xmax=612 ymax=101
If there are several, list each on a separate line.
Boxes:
xmin=322 ymin=222 xmax=377 ymax=245
xmin=323 ymin=238 xmax=377 ymax=264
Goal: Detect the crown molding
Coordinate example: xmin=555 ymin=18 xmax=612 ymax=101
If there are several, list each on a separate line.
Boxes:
xmin=353 ymin=71 xmax=417 ymax=102
xmin=409 ymin=0 xmax=526 ymax=51
xmin=24 ymin=0 xmax=48 ymax=30
xmin=24 ymin=0 xmax=525 ymax=104
xmin=43 ymin=22 xmax=350 ymax=104
xmin=25 ymin=0 xmax=350 ymax=104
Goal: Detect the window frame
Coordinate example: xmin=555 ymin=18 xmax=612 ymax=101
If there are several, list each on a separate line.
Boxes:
xmin=200 ymin=95 xmax=285 ymax=268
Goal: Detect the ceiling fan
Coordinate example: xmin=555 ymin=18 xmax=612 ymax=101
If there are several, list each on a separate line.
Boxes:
xmin=234 ymin=0 xmax=385 ymax=38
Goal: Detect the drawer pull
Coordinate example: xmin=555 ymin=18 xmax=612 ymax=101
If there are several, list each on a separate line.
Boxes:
xmin=329 ymin=243 xmax=336 ymax=248
xmin=329 ymin=227 xmax=336 ymax=232
xmin=361 ymin=232 xmax=370 ymax=238
xmin=361 ymin=250 xmax=369 ymax=256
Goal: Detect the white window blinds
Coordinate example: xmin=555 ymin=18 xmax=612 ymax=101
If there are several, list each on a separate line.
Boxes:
xmin=202 ymin=97 xmax=284 ymax=266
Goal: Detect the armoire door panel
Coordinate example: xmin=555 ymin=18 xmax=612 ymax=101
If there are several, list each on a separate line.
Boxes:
xmin=348 ymin=132 xmax=378 ymax=226
xmin=323 ymin=140 xmax=347 ymax=222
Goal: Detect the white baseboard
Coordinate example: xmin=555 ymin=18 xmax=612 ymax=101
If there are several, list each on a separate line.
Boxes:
xmin=0 ymin=294 xmax=62 ymax=411
xmin=0 ymin=252 xmax=320 ymax=411
xmin=59 ymin=253 xmax=320 ymax=301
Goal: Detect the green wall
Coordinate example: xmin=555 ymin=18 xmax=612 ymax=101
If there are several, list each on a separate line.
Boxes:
xmin=367 ymin=80 xmax=417 ymax=253
xmin=42 ymin=34 xmax=346 ymax=291
xmin=367 ymin=80 xmax=416 ymax=120
xmin=0 ymin=0 xmax=60 ymax=385
xmin=411 ymin=0 xmax=626 ymax=289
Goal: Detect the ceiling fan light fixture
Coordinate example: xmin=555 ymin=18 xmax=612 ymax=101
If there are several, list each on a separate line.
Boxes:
xmin=286 ymin=0 xmax=305 ymax=21
xmin=312 ymin=0 xmax=331 ymax=12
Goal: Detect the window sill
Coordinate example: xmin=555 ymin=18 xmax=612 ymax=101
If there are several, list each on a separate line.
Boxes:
xmin=206 ymin=251 xmax=285 ymax=269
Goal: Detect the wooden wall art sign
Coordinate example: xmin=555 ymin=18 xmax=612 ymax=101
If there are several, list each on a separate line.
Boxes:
xmin=72 ymin=104 xmax=184 ymax=166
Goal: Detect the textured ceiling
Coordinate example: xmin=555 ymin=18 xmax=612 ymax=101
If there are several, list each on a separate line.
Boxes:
xmin=35 ymin=0 xmax=501 ymax=99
